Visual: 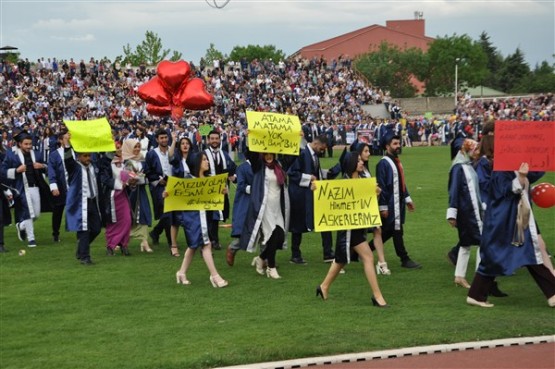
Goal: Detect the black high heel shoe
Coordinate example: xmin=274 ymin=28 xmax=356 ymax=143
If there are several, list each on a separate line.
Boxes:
xmin=371 ymin=296 xmax=390 ymax=308
xmin=121 ymin=247 xmax=131 ymax=256
xmin=316 ymin=285 xmax=326 ymax=300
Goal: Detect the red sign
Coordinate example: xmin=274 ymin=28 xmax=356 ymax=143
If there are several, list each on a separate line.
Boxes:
xmin=493 ymin=121 xmax=555 ymax=171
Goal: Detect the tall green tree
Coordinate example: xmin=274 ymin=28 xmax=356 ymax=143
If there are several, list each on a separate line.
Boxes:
xmin=497 ymin=48 xmax=531 ymax=93
xmin=228 ymin=44 xmax=286 ymax=62
xmin=354 ymin=42 xmax=426 ymax=98
xmin=202 ymin=43 xmax=226 ymax=65
xmin=121 ymin=31 xmax=182 ymax=66
xmin=477 ymin=32 xmax=504 ymax=89
xmin=521 ymin=61 xmax=555 ymax=93
xmin=424 ymin=34 xmax=488 ymax=96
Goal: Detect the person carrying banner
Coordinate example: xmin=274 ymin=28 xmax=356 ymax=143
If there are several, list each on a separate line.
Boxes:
xmin=171 ymin=152 xmax=228 ymax=288
xmin=287 ymin=134 xmax=333 ymax=264
xmin=64 ymin=150 xmax=101 ymax=265
xmin=239 ymin=150 xmax=290 ymax=279
xmin=316 ymin=152 xmax=388 ymax=307
xmin=467 ymin=163 xmax=555 ymax=308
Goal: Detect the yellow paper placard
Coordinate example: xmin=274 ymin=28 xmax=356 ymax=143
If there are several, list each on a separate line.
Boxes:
xmin=164 ymin=174 xmax=227 ymax=212
xmin=64 ymin=118 xmax=116 ymax=153
xmin=313 ymin=178 xmax=382 ymax=232
xmin=246 ymin=111 xmax=301 ymax=155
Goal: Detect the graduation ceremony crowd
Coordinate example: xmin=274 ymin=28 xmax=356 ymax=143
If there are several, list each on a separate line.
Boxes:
xmin=1 ymin=55 xmax=554 ymax=308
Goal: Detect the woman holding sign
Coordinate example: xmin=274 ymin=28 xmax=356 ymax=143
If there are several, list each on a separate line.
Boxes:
xmin=239 ymin=151 xmax=290 ymax=279
xmin=171 ymin=152 xmax=228 ymax=288
xmin=316 ymin=152 xmax=389 ymax=307
xmin=356 ymin=142 xmax=391 ymax=276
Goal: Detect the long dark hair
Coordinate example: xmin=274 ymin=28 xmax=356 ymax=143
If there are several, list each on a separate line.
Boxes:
xmin=343 ymin=152 xmax=360 ymax=178
xmin=355 ymin=142 xmax=370 ymax=171
xmin=192 ymin=152 xmax=209 ymax=178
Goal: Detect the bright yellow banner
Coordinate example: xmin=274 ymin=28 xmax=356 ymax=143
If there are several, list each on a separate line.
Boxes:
xmin=246 ymin=111 xmax=301 ymax=155
xmin=164 ymin=174 xmax=227 ymax=212
xmin=64 ymin=118 xmax=116 ymax=153
xmin=313 ymin=178 xmax=382 ymax=232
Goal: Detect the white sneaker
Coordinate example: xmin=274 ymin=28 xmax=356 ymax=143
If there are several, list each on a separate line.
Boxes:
xmin=266 ymin=267 xmax=281 ymax=279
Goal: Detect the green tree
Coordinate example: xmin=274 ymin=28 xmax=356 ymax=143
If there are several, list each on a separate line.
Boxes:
xmin=521 ymin=61 xmax=555 ymax=93
xmin=477 ymin=32 xmax=504 ymax=89
xmin=497 ymin=48 xmax=531 ymax=93
xmin=228 ymin=44 xmax=286 ymax=62
xmin=120 ymin=31 xmax=182 ymax=66
xmin=354 ymin=42 xmax=426 ymax=98
xmin=424 ymin=34 xmax=488 ymax=96
xmin=203 ymin=43 xmax=226 ymax=65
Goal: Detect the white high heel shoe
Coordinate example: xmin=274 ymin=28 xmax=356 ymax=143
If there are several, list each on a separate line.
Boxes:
xmin=466 ymin=297 xmax=494 ymax=308
xmin=175 ymin=271 xmax=191 ymax=285
xmin=251 ymin=256 xmax=265 ymax=275
xmin=266 ymin=267 xmax=281 ymax=279
xmin=209 ymin=275 xmax=228 ymax=288
xmin=376 ymin=261 xmax=391 ymax=275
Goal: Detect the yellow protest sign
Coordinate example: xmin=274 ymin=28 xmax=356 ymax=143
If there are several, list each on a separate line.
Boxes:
xmin=64 ymin=117 xmax=115 ymax=153
xmin=246 ymin=111 xmax=301 ymax=155
xmin=164 ymin=174 xmax=227 ymax=212
xmin=313 ymin=178 xmax=382 ymax=232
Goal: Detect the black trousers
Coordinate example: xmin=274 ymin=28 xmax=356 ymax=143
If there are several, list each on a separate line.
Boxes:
xmin=208 ymin=219 xmax=220 ymax=246
xmin=152 ymin=213 xmax=171 ymax=246
xmin=291 ymin=231 xmax=333 ymax=259
xmin=469 ymin=265 xmax=555 ymax=302
xmin=51 ymin=202 xmax=64 ymax=237
xmin=370 ymin=225 xmax=410 ymax=262
xmin=76 ymin=199 xmax=101 ymax=261
xmin=260 ymin=227 xmax=285 ymax=268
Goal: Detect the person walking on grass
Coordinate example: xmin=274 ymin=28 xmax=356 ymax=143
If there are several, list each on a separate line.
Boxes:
xmin=171 ymin=152 xmax=228 ymax=288
xmin=316 ymin=152 xmax=388 ymax=307
xmin=370 ymin=133 xmax=421 ymax=270
xmin=239 ymin=151 xmax=290 ymax=279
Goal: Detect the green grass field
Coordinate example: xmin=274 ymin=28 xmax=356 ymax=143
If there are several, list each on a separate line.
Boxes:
xmin=1 ymin=146 xmax=554 ymax=369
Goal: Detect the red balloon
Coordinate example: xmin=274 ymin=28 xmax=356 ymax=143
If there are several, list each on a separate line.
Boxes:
xmin=171 ymin=106 xmax=184 ymax=121
xmin=531 ymin=182 xmax=555 ymax=208
xmin=137 ymin=76 xmax=172 ymax=106
xmin=146 ymin=104 xmax=171 ymax=117
xmin=174 ymin=78 xmax=214 ymax=110
xmin=157 ymin=60 xmax=191 ymax=94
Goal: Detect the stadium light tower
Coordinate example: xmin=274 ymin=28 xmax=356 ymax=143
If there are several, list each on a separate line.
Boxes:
xmin=454 ymin=57 xmax=460 ymax=106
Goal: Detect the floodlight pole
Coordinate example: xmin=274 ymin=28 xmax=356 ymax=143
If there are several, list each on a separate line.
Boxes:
xmin=454 ymin=58 xmax=460 ymax=107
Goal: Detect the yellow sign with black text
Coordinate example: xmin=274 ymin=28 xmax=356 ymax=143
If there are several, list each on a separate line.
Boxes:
xmin=313 ymin=178 xmax=382 ymax=232
xmin=64 ymin=118 xmax=116 ymax=153
xmin=246 ymin=111 xmax=301 ymax=155
xmin=164 ymin=174 xmax=227 ymax=212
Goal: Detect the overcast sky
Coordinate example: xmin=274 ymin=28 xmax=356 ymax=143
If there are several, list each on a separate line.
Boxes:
xmin=1 ymin=0 xmax=553 ymax=68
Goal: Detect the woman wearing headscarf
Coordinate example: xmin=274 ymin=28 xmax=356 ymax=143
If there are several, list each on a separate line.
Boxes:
xmin=446 ymin=138 xmax=482 ymax=288
xmin=239 ymin=151 xmax=289 ymax=279
xmin=121 ymin=139 xmax=153 ymax=253
xmin=99 ymin=145 xmax=132 ymax=256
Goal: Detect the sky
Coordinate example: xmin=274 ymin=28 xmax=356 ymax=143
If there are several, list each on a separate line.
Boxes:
xmin=1 ymin=0 xmax=554 ymax=68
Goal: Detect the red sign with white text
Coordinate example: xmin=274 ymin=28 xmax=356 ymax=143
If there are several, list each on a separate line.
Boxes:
xmin=493 ymin=121 xmax=555 ymax=172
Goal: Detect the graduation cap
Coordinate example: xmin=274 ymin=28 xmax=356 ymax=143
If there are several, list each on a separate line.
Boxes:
xmin=379 ymin=124 xmax=397 ymax=150
xmin=450 ymin=132 xmax=467 ymax=160
xmin=13 ymin=129 xmax=31 ymax=143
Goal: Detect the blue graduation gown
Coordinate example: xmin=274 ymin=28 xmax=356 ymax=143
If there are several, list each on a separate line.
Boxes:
xmin=446 ymin=162 xmax=482 ymax=246
xmin=0 ymin=148 xmax=51 ymax=222
xmin=239 ymin=154 xmax=289 ymax=252
xmin=145 ymin=148 xmax=170 ymax=220
xmin=287 ymin=147 xmax=321 ymax=233
xmin=231 ymin=161 xmax=253 ymax=237
xmin=47 ymin=147 xmax=73 ymax=206
xmin=375 ymin=154 xmax=412 ymax=231
xmin=478 ymin=171 xmax=544 ymax=277
xmin=474 ymin=156 xmax=492 ymax=206
xmin=65 ymin=158 xmax=100 ymax=232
